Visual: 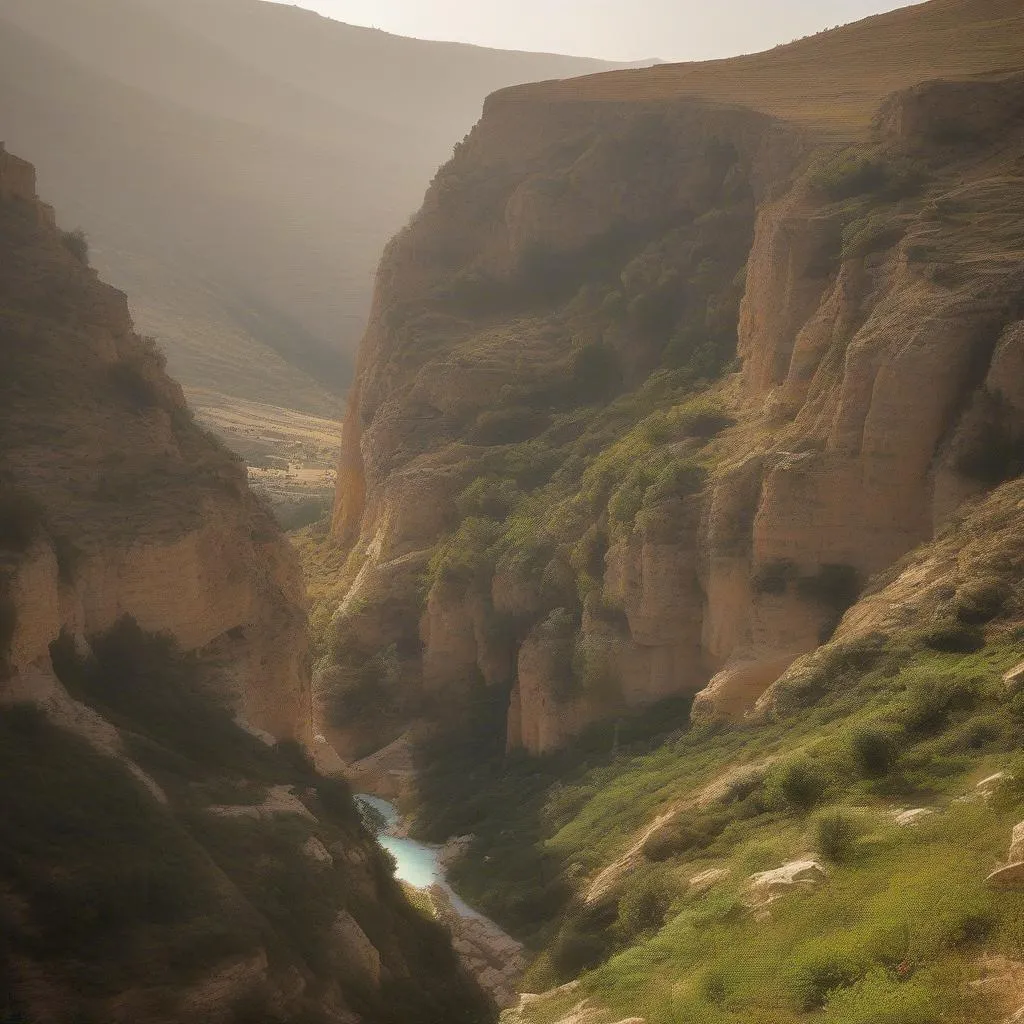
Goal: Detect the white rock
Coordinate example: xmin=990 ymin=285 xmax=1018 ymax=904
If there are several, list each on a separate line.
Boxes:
xmin=1003 ymin=661 xmax=1024 ymax=693
xmin=977 ymin=772 xmax=1012 ymax=797
xmin=894 ymin=807 xmax=934 ymax=826
xmin=689 ymin=867 xmax=730 ymax=894
xmin=746 ymin=860 xmax=826 ymax=909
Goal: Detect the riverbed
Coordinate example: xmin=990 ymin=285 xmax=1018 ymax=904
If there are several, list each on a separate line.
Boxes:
xmin=355 ymin=794 xmax=484 ymax=919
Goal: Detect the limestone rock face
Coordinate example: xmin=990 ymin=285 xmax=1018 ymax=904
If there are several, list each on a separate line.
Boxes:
xmin=320 ymin=67 xmax=1024 ymax=754
xmin=0 ymin=152 xmax=311 ymax=743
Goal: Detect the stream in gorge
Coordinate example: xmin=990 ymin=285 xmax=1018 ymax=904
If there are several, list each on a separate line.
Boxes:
xmin=355 ymin=794 xmax=485 ymax=920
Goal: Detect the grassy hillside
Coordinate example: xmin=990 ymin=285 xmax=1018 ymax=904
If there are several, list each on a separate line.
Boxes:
xmin=420 ymin=481 xmax=1024 ymax=1024
xmin=496 ymin=0 xmax=1024 ymax=133
xmin=0 ymin=0 xmax=620 ymax=419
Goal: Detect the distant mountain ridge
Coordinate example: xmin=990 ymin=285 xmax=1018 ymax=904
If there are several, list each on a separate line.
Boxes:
xmin=0 ymin=0 xmax=622 ymax=416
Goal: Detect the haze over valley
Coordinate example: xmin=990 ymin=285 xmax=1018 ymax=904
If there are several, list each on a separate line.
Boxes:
xmin=2 ymin=1 xmax=1024 ymax=1022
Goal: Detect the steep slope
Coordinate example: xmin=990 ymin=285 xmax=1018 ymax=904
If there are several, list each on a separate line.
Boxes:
xmin=0 ymin=0 xmax=619 ymax=422
xmin=307 ymin=0 xmax=1024 ymax=765
xmin=473 ymin=476 xmax=1024 ymax=1023
xmin=0 ymin=148 xmax=492 ymax=1024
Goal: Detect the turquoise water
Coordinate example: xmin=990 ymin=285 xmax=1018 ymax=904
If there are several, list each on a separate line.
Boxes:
xmin=355 ymin=794 xmax=483 ymax=919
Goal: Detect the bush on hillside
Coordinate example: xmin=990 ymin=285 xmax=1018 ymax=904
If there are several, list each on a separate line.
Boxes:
xmin=814 ymin=811 xmax=861 ymax=863
xmin=849 ymin=726 xmax=900 ymax=778
xmin=809 ymin=150 xmax=927 ymax=202
xmin=953 ymin=578 xmax=1009 ymax=625
xmin=791 ymin=944 xmax=863 ymax=1010
xmin=901 ymin=671 xmax=980 ymax=735
xmin=913 ymin=617 xmax=985 ymax=654
xmin=840 ymin=215 xmax=906 ymax=259
xmin=614 ymin=865 xmax=678 ymax=941
xmin=772 ymin=758 xmax=829 ymax=813
xmin=60 ymin=228 xmax=89 ymax=265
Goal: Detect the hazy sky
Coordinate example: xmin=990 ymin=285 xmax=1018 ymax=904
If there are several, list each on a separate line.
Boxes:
xmin=267 ymin=0 xmax=919 ymax=61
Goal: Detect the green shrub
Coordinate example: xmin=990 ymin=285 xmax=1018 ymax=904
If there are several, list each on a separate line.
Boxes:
xmin=643 ymin=459 xmax=707 ymax=507
xmin=550 ymin=925 xmax=610 ymax=978
xmin=850 ymin=726 xmax=900 ymax=778
xmin=953 ymin=578 xmax=1009 ymax=625
xmin=814 ymin=811 xmax=861 ymax=863
xmin=810 ymin=150 xmax=927 ymax=203
xmin=60 ymin=228 xmax=90 ymax=264
xmin=615 ymin=865 xmax=678 ymax=941
xmin=773 ymin=758 xmax=829 ymax=813
xmin=901 ymin=672 xmax=980 ymax=735
xmin=457 ymin=476 xmax=522 ymax=520
xmin=791 ymin=945 xmax=863 ymax=1009
xmin=914 ymin=617 xmax=984 ymax=654
xmin=425 ymin=516 xmax=501 ymax=590
xmin=822 ymin=968 xmax=941 ymax=1024
xmin=699 ymin=966 xmax=729 ymax=1005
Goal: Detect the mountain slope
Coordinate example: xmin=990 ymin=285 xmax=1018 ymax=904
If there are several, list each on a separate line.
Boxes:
xmin=0 ymin=0 xmax=620 ymax=421
xmin=0 ymin=147 xmax=492 ymax=1024
xmin=308 ymin=0 xmax=1024 ymax=759
xmin=295 ymin=1 xmax=1024 ymax=1018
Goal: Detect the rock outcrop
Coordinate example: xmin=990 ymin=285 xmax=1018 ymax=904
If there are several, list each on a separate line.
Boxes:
xmin=0 ymin=151 xmax=492 ymax=1024
xmin=312 ymin=4 xmax=1024 ymax=758
xmin=0 ymin=145 xmax=310 ymax=742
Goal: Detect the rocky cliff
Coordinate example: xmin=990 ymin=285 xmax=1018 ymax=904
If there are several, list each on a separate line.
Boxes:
xmin=312 ymin=0 xmax=1024 ymax=764
xmin=0 ymin=147 xmax=491 ymax=1024
xmin=0 ymin=142 xmax=310 ymax=742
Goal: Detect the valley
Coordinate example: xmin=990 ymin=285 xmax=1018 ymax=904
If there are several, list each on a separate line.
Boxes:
xmin=3 ymin=0 xmax=1024 ymax=1022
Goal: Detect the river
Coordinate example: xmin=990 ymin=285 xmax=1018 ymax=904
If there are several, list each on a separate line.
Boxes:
xmin=355 ymin=794 xmax=485 ymax=919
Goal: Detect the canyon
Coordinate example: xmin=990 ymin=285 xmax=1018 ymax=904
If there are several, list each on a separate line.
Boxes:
xmin=4 ymin=0 xmax=1024 ymax=1021
xmin=310 ymin=0 xmax=1024 ymax=766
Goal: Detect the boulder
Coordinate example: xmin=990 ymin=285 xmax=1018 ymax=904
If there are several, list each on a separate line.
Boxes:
xmin=688 ymin=867 xmax=730 ymax=894
xmin=987 ymin=821 xmax=1024 ymax=887
xmin=1004 ymin=661 xmax=1024 ymax=694
xmin=746 ymin=860 xmax=826 ymax=911
xmin=893 ymin=807 xmax=934 ymax=827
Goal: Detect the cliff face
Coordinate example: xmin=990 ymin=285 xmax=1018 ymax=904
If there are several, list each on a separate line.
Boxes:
xmin=0 ymin=143 xmax=310 ymax=742
xmin=316 ymin=0 xmax=1024 ymax=762
xmin=0 ymin=149 xmax=491 ymax=1024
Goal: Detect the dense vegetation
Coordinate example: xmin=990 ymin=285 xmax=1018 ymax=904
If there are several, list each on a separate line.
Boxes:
xmin=2 ymin=620 xmax=492 ymax=1024
xmin=413 ymin=595 xmax=1024 ymax=1023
